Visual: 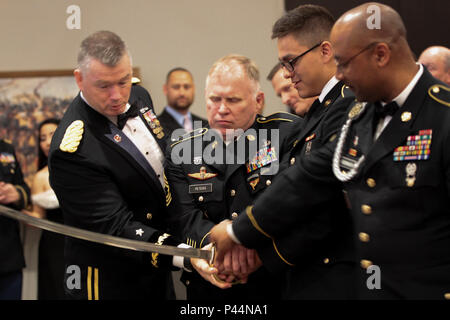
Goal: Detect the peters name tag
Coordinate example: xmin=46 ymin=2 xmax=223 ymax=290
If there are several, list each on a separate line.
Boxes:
xmin=189 ymin=183 xmax=213 ymax=194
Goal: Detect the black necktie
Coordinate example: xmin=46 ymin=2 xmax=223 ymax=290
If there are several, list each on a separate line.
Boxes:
xmin=304 ymin=98 xmax=321 ymax=119
xmin=117 ymin=103 xmax=140 ymax=129
xmin=374 ymin=101 xmax=399 ymax=119
xmin=373 ymin=101 xmax=399 ymax=136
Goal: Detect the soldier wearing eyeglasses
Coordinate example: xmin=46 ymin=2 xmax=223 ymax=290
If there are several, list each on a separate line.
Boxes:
xmin=329 ymin=3 xmax=450 ymax=299
xmin=210 ymin=4 xmax=357 ymax=299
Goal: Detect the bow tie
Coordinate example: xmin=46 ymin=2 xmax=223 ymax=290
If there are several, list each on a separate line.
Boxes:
xmin=117 ymin=103 xmax=140 ymax=129
xmin=374 ymin=101 xmax=399 ymax=119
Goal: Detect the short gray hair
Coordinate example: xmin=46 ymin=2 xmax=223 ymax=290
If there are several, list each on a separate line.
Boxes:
xmin=77 ymin=30 xmax=131 ymax=71
xmin=206 ymin=54 xmax=261 ymax=93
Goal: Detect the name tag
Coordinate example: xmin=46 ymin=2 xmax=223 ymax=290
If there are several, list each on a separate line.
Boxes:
xmin=189 ymin=183 xmax=213 ymax=194
xmin=340 ymin=156 xmax=357 ymax=171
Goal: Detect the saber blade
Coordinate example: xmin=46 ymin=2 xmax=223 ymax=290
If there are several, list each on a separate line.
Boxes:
xmin=0 ymin=204 xmax=212 ymax=261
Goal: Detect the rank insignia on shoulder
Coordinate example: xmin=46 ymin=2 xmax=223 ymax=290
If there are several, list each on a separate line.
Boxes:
xmin=188 ymin=166 xmax=218 ymax=180
xmin=428 ymin=84 xmax=450 ymax=107
xmin=393 ymin=129 xmax=432 ymax=161
xmin=256 ymin=111 xmax=299 ymax=124
xmin=60 ymin=120 xmax=84 ymax=153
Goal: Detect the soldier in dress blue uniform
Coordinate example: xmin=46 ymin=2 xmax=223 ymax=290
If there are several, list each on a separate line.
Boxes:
xmin=329 ymin=3 xmax=450 ymax=299
xmin=0 ymin=139 xmax=30 ymax=300
xmin=165 ymin=54 xmax=303 ymax=300
xmin=209 ymin=5 xmax=357 ymax=299
xmin=48 ymin=31 xmax=222 ymax=300
xmin=213 ymin=3 xmax=450 ymax=301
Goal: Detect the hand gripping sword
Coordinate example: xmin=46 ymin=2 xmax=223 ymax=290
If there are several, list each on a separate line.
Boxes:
xmin=0 ymin=204 xmax=214 ymax=264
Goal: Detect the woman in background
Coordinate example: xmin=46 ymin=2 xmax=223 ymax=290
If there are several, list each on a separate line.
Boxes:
xmin=26 ymin=118 xmax=65 ymax=299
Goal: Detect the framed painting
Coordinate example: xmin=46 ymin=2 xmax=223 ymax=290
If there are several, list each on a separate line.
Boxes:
xmin=0 ymin=68 xmax=141 ymax=186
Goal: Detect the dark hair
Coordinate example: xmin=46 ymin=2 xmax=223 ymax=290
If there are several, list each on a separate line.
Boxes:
xmin=37 ymin=118 xmax=60 ymax=170
xmin=267 ymin=63 xmax=282 ymax=81
xmin=272 ymin=4 xmax=335 ymax=46
xmin=166 ymin=67 xmax=193 ymax=83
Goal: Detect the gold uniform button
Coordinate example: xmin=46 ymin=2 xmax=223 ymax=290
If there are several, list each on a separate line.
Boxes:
xmin=231 ymin=212 xmax=238 ymax=220
xmin=444 ymin=293 xmax=450 ymax=300
xmin=266 ymin=180 xmax=271 ymax=186
xmin=230 ymin=189 xmax=236 ymax=197
xmin=361 ymin=205 xmax=372 ymax=215
xmin=198 ymin=196 xmax=204 ymax=202
xmin=366 ymin=178 xmax=376 ymax=188
xmin=360 ymin=259 xmax=373 ymax=269
xmin=290 ymin=157 xmax=296 ymax=165
xmin=432 ymin=86 xmax=440 ymax=93
xmin=359 ymin=232 xmax=370 ymax=242
xmin=323 ymin=258 xmax=330 ymax=264
xmin=146 ymin=213 xmax=153 ymax=220
xmin=185 ymin=280 xmax=190 ymax=286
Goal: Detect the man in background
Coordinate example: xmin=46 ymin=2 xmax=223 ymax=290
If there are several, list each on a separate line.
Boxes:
xmin=418 ymin=45 xmax=450 ymax=85
xmin=159 ymin=68 xmax=207 ymax=141
xmin=267 ymin=63 xmax=317 ymax=117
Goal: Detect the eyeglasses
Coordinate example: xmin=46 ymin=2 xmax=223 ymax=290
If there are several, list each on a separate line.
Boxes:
xmin=335 ymin=42 xmax=378 ymax=71
xmin=280 ymin=41 xmax=323 ymax=72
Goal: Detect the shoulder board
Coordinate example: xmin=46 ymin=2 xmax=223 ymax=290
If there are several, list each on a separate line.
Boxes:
xmin=428 ymin=84 xmax=450 ymax=107
xmin=256 ymin=112 xmax=299 ymax=124
xmin=341 ymin=84 xmax=353 ymax=98
xmin=59 ymin=120 xmax=84 ymax=153
xmin=170 ymin=127 xmax=208 ymax=148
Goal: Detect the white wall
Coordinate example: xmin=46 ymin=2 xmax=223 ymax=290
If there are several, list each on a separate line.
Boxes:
xmin=0 ymin=0 xmax=286 ymax=117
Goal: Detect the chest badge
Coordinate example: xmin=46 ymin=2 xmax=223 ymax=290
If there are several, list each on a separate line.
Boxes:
xmin=405 ymin=162 xmax=417 ymax=187
xmin=188 ymin=166 xmax=218 ymax=180
xmin=249 ymin=177 xmax=260 ymax=190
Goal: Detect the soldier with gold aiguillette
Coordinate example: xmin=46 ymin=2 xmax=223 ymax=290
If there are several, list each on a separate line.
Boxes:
xmin=49 ymin=31 xmax=223 ymax=300
xmin=329 ymin=3 xmax=450 ymax=299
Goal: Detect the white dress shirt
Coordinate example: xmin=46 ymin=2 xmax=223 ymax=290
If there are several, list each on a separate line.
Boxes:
xmin=374 ymin=63 xmax=423 ymax=140
xmin=80 ymin=93 xmax=189 ymax=269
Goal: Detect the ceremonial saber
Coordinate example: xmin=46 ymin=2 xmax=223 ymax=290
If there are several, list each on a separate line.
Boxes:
xmin=0 ymin=204 xmax=214 ymax=263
